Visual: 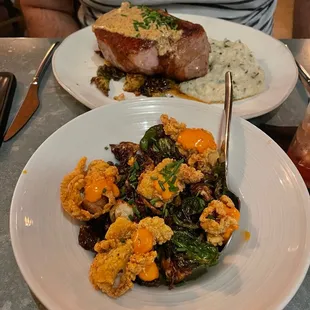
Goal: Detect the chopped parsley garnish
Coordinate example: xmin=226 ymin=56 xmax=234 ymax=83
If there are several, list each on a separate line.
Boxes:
xmin=150 ymin=198 xmax=160 ymax=206
xmin=158 ymin=180 xmax=166 ymax=191
xmin=104 ymin=146 xmax=109 ymax=150
xmin=128 ymin=160 xmax=140 ymax=187
xmin=121 ymin=14 xmax=128 ymax=17
xmin=133 ymin=5 xmax=178 ymax=32
xmin=132 ymin=205 xmax=141 ymax=218
xmin=162 ymin=204 xmax=169 ymax=217
xmin=158 ymin=159 xmax=183 ymax=192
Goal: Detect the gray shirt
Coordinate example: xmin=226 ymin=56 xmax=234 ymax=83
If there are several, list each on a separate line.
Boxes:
xmin=78 ymin=0 xmax=277 ymax=34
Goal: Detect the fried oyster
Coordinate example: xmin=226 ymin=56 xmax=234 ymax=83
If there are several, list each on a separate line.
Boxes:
xmin=60 ymin=157 xmax=120 ymax=221
xmin=160 ymin=114 xmax=219 ymax=173
xmin=199 ymin=195 xmax=240 ymax=246
xmin=89 ymin=217 xmax=173 ymax=297
xmin=137 ymin=158 xmax=203 ymax=207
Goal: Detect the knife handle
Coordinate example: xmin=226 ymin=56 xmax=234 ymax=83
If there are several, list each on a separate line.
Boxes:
xmin=33 ymin=41 xmax=60 ymax=84
xmin=0 ymin=72 xmax=16 ymax=147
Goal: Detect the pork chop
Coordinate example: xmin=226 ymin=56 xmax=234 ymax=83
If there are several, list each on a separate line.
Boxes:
xmin=92 ymin=2 xmax=210 ymax=82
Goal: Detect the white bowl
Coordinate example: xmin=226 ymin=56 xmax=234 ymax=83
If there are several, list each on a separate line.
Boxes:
xmin=10 ymin=98 xmax=310 ymax=310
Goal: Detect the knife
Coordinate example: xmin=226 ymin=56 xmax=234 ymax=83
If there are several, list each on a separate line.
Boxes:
xmin=0 ymin=72 xmax=16 ymax=147
xmin=295 ymin=59 xmax=310 ymax=96
xmin=4 ymin=42 xmax=60 ymax=141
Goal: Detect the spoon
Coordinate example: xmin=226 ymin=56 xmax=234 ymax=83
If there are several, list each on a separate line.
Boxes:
xmin=220 ymin=71 xmax=241 ymax=252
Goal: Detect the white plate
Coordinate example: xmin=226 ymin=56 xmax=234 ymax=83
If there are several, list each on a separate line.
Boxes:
xmin=52 ymin=14 xmax=298 ymax=119
xmin=10 ymin=99 xmax=310 ymax=310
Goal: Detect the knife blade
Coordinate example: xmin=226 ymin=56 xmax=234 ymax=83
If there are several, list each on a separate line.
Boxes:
xmin=4 ymin=41 xmax=60 ymax=141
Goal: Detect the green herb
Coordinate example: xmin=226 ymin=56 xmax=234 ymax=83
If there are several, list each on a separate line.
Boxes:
xmin=121 ymin=14 xmax=128 ymax=17
xmin=104 ymin=146 xmax=109 ymax=150
xmin=150 ymin=198 xmax=160 ymax=205
xmin=135 ymin=33 xmax=141 ymax=38
xmin=133 ymin=161 xmax=139 ymax=170
xmin=128 ymin=160 xmax=140 ymax=187
xmin=207 ymin=215 xmax=215 ymax=220
xmin=133 ymin=5 xmax=178 ymax=32
xmin=133 ymin=20 xmax=139 ymax=31
xmin=251 ymin=72 xmax=259 ymax=79
xmin=158 ymin=159 xmax=183 ymax=192
xmin=158 ymin=180 xmax=166 ymax=191
xmin=168 ymin=182 xmax=178 ymax=192
xmin=102 ymin=188 xmax=107 ymax=194
xmin=132 ymin=205 xmax=141 ymax=218
xmin=128 ymin=199 xmax=134 ymax=205
xmin=128 ymin=214 xmax=134 ymax=221
xmin=150 ymin=175 xmax=158 ymax=180
xmin=170 ymin=175 xmax=176 ymax=184
xmin=162 ymin=203 xmax=168 ymax=217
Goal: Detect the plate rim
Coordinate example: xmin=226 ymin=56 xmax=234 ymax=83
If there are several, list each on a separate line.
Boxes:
xmin=52 ymin=15 xmax=298 ymax=120
xmin=10 ymin=99 xmax=310 ymax=310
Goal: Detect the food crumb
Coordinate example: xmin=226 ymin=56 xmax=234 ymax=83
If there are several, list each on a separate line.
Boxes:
xmin=22 ymin=170 xmax=27 ymax=174
xmin=242 ymin=230 xmax=251 ymax=241
xmin=105 ymin=146 xmax=109 ymax=150
xmin=128 ymin=157 xmax=135 ymax=166
xmin=114 ymin=93 xmax=125 ymax=101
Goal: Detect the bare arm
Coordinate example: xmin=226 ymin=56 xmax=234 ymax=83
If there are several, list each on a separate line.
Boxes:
xmin=20 ymin=0 xmax=80 ymax=37
xmin=293 ymin=0 xmax=310 ymax=38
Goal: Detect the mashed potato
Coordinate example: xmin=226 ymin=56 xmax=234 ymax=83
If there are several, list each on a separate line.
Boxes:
xmin=180 ymin=39 xmax=265 ymax=103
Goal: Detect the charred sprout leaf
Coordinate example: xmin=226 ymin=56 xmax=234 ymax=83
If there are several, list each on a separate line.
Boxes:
xmin=171 ymin=231 xmax=219 ymax=266
xmin=139 ymin=76 xmax=175 ymax=97
xmin=90 ymin=76 xmax=110 ymax=96
xmin=110 ymin=142 xmax=139 ymax=163
xmin=225 ymin=190 xmax=241 ymax=211
xmin=140 ymin=124 xmax=165 ymax=151
xmin=91 ymin=64 xmax=126 ymax=96
xmin=139 ymin=124 xmax=184 ymax=164
xmin=185 ymin=265 xmax=208 ymax=281
xmin=204 ymin=161 xmax=228 ymax=199
xmin=206 ymin=162 xmax=240 ymax=209
xmin=180 ymin=197 xmax=205 ymax=217
xmin=97 ymin=64 xmax=125 ymax=81
xmin=123 ymin=73 xmax=145 ymax=92
xmin=159 ymin=242 xmax=198 ymax=287
xmin=78 ymin=225 xmax=99 ymax=251
xmin=172 ymin=214 xmax=199 ymax=229
xmin=135 ymin=276 xmax=162 ymax=287
xmin=190 ymin=183 xmax=213 ymax=202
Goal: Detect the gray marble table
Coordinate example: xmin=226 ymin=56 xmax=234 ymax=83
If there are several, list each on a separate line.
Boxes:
xmin=0 ymin=38 xmax=309 ymax=310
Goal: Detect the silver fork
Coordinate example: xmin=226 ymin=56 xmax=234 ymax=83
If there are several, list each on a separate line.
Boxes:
xmin=220 ymin=71 xmax=241 ymax=252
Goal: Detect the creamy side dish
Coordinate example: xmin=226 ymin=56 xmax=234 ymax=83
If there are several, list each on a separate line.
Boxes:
xmin=180 ymin=39 xmax=265 ymax=103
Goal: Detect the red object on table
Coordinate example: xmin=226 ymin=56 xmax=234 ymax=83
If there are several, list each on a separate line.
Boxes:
xmin=287 ymin=103 xmax=310 ymax=188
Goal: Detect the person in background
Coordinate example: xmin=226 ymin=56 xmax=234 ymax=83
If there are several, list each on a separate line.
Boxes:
xmin=293 ymin=0 xmax=310 ymax=38
xmin=20 ymin=0 xmax=278 ymax=38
